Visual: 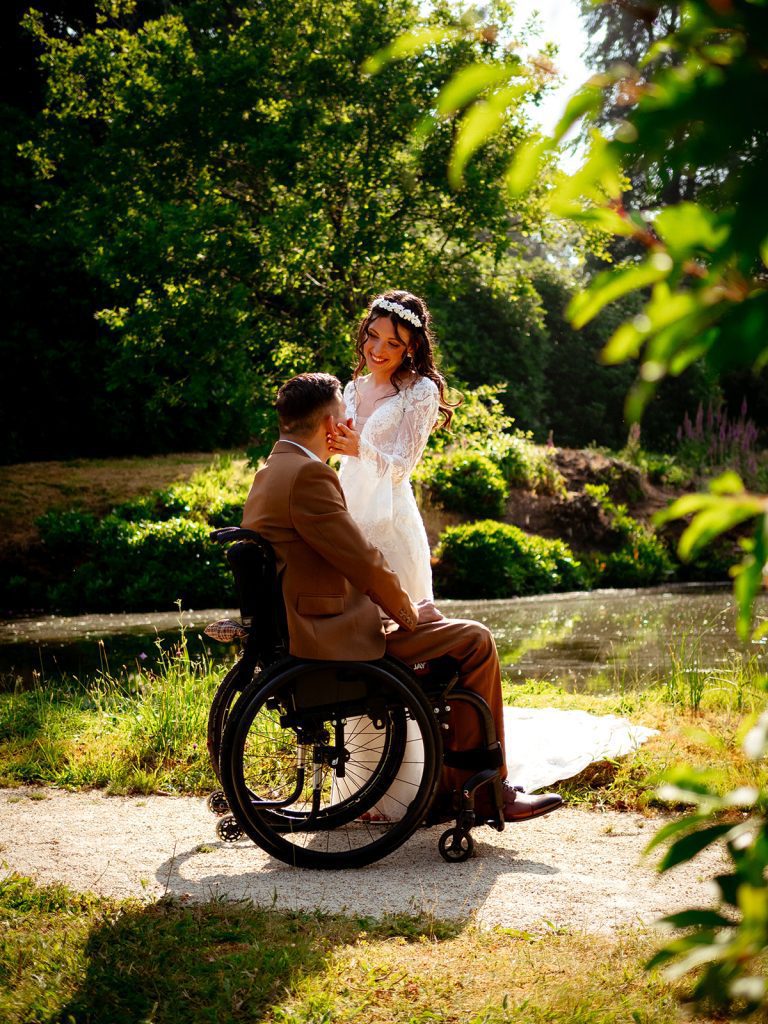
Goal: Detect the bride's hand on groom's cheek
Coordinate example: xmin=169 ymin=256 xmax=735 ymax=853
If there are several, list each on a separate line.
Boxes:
xmin=329 ymin=420 xmax=360 ymax=457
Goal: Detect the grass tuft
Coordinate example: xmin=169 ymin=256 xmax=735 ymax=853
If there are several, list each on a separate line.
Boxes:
xmin=0 ymin=627 xmax=220 ymax=795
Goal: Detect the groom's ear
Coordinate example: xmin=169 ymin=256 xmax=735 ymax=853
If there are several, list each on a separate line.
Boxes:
xmin=321 ymin=410 xmax=337 ymax=439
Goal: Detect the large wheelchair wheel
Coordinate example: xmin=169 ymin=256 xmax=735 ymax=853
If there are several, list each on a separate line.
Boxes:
xmin=207 ymin=655 xmax=278 ymax=782
xmin=219 ymin=658 xmax=442 ymax=869
xmin=207 ymin=661 xmax=245 ymax=782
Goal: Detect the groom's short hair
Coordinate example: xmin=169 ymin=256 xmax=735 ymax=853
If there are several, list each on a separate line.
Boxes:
xmin=276 ymin=372 xmax=343 ymax=436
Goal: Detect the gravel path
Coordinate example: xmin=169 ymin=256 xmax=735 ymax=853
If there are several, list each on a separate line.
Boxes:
xmin=0 ymin=788 xmax=726 ymax=934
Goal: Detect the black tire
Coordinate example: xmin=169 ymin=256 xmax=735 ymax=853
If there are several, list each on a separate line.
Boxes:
xmin=438 ymin=828 xmax=475 ymax=862
xmin=207 ymin=655 xmax=283 ymax=780
xmin=219 ymin=657 xmax=442 ymax=869
xmin=207 ymin=661 xmax=248 ymax=780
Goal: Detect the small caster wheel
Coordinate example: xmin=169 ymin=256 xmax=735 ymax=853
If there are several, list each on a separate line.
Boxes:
xmin=216 ymin=815 xmax=244 ymax=843
xmin=207 ymin=790 xmax=229 ymax=816
xmin=438 ymin=827 xmax=474 ymax=863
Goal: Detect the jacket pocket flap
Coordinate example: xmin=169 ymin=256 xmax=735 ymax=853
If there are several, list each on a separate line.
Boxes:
xmin=297 ymin=594 xmax=345 ymax=617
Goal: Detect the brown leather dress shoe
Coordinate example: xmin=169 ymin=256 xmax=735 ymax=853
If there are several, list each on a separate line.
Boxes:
xmin=502 ymin=784 xmax=563 ymax=822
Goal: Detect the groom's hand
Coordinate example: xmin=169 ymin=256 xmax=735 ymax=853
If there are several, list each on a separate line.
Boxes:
xmin=416 ymin=599 xmax=443 ymax=624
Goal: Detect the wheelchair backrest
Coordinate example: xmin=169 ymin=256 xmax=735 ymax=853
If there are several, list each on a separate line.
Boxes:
xmin=211 ymin=527 xmax=288 ymax=664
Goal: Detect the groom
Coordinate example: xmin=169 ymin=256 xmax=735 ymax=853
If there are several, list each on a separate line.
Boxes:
xmin=241 ymin=371 xmax=563 ymax=822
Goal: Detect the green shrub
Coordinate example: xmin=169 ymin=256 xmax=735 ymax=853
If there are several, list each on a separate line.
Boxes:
xmin=431 ymin=385 xmax=566 ymax=496
xmin=434 ymin=520 xmax=588 ymax=599
xmin=584 ymin=484 xmax=674 ymax=587
xmin=418 ymin=452 xmax=509 ymax=518
xmin=32 ymin=457 xmax=251 ymax=613
xmin=49 ymin=516 xmax=232 ymax=613
xmin=113 ymin=455 xmax=251 ymax=524
xmin=429 ymin=384 xmax=515 ymax=453
xmin=36 ymin=509 xmax=99 ymax=553
xmin=526 ymin=448 xmax=567 ymax=497
xmin=618 ymin=446 xmax=694 ymax=489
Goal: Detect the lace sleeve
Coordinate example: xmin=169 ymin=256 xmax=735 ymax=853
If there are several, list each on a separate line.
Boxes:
xmin=358 ymin=377 xmax=439 ymax=485
xmin=342 ymin=379 xmax=356 ymax=421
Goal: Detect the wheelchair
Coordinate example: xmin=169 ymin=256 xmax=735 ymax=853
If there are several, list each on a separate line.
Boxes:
xmin=204 ymin=527 xmax=508 ymax=869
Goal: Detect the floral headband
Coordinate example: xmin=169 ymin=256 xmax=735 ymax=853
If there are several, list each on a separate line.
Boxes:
xmin=371 ymin=297 xmax=423 ymax=329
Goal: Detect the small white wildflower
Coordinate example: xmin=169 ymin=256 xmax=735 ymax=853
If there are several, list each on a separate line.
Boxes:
xmin=743 ymin=712 xmax=768 ymax=760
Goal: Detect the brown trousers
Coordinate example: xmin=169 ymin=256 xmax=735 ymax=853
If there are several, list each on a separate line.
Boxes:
xmin=385 ymin=617 xmax=507 ymax=799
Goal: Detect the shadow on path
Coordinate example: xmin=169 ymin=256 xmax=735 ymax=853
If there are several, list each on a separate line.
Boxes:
xmin=154 ymin=825 xmax=560 ymax=922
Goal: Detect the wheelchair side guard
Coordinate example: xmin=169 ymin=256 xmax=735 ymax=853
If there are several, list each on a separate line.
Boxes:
xmin=409 ymin=655 xmax=460 ymax=697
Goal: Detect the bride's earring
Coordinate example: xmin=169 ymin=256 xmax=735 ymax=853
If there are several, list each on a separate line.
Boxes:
xmin=402 ymin=352 xmax=413 ymax=369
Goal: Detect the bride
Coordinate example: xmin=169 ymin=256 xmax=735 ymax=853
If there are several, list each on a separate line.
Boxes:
xmin=328 ymin=291 xmax=455 ymax=819
xmin=328 ymin=290 xmax=455 ymax=601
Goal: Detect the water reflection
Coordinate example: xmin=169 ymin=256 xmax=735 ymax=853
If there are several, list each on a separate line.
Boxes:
xmin=0 ymin=583 xmax=766 ymax=692
xmin=440 ymin=583 xmax=767 ymax=692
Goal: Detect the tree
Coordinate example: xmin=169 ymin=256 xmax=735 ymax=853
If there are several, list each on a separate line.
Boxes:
xmin=577 ymin=0 xmax=768 ymax=428
xmin=15 ymin=0 xmax=548 ymax=457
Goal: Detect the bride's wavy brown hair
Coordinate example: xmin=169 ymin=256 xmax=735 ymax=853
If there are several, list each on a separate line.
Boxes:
xmin=352 ymin=289 xmax=460 ymax=429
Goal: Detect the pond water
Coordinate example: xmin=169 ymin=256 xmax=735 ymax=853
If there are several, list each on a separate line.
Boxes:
xmin=1 ymin=583 xmax=766 ymax=692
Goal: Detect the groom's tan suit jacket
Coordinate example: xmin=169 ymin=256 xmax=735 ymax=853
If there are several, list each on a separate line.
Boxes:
xmin=241 ymin=441 xmax=419 ymax=661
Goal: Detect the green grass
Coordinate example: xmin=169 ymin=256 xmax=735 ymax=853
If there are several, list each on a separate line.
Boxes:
xmin=1 ymin=624 xmax=767 ymax=810
xmin=0 ymin=874 xmax=704 ymax=1024
xmin=503 ymin=651 xmax=768 ymax=811
xmin=0 ymin=631 xmax=220 ymax=794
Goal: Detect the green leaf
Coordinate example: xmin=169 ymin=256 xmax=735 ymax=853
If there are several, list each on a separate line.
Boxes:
xmin=567 ymin=207 xmax=640 ymax=236
xmin=738 ymin=884 xmax=768 ymax=925
xmin=710 ymin=471 xmax=746 ymax=496
xmin=714 ymin=872 xmax=741 ymax=907
xmin=568 ymin=255 xmax=673 ymax=330
xmin=662 ymin=941 xmax=729 ymax=981
xmin=436 ymin=63 xmax=519 ymax=116
xmin=506 ymin=136 xmax=550 ymax=196
xmin=667 ymin=329 xmax=718 ymax=376
xmin=678 ymin=502 xmax=762 ymax=561
xmin=602 ymin=289 xmax=700 ymax=366
xmin=551 ymin=83 xmax=604 ymax=143
xmin=734 ymin=515 xmax=768 ymax=642
xmin=449 ymin=84 xmax=528 ymax=188
xmin=549 ymin=132 xmax=624 ymax=212
xmin=363 ymin=27 xmax=455 ymax=75
xmin=654 ymin=203 xmax=728 ymax=260
xmin=644 ymin=814 xmax=709 ymax=854
xmin=654 ymin=493 xmax=717 ymax=526
xmin=659 ymin=909 xmax=734 ymax=930
xmin=658 ymin=824 xmax=734 ymax=872
xmin=624 ymin=377 xmax=658 ymax=424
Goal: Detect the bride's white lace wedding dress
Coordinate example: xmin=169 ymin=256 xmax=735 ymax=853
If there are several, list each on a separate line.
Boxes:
xmin=338 ymin=375 xmax=438 ymax=602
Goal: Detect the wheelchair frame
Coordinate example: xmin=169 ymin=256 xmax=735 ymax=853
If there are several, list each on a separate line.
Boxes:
xmin=205 ymin=526 xmax=507 ymax=866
